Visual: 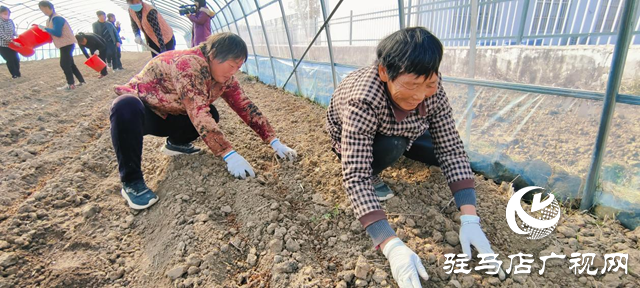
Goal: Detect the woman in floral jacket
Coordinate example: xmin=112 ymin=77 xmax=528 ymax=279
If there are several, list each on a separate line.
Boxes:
xmin=110 ymin=32 xmax=297 ymax=210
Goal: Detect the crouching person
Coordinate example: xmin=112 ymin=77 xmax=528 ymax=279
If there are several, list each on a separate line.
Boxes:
xmin=326 ymin=27 xmax=505 ymax=287
xmin=110 ymin=32 xmax=297 ymax=210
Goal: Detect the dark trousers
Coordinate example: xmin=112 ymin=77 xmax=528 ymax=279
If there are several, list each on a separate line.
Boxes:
xmin=59 ymin=44 xmax=85 ymax=85
xmin=110 ymin=95 xmax=220 ymax=183
xmin=112 ymin=45 xmax=123 ymax=69
xmin=105 ymin=43 xmax=115 ymax=68
xmin=0 ymin=46 xmax=21 ymax=77
xmin=146 ymin=35 xmax=176 ymax=58
xmin=334 ymin=131 xmax=440 ymax=175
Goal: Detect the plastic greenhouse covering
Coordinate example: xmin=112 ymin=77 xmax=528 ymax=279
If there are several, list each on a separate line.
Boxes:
xmin=1 ymin=0 xmax=640 ymax=229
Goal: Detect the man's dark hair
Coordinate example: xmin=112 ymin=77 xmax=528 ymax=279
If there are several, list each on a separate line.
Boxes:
xmin=204 ymin=32 xmax=248 ymax=63
xmin=75 ymin=32 xmax=86 ymax=42
xmin=38 ymin=1 xmax=54 ymax=10
xmin=96 ymin=11 xmax=106 ymax=17
xmin=107 ymin=13 xmax=115 ymax=19
xmin=0 ymin=6 xmax=10 ymax=14
xmin=376 ymin=27 xmax=443 ymax=81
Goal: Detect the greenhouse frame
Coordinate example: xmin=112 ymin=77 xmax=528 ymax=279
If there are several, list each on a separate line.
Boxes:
xmin=2 ymin=0 xmax=640 ymax=228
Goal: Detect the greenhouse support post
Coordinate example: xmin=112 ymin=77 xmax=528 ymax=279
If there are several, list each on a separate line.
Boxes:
xmin=580 ymin=0 xmax=638 ymax=211
xmin=398 ymin=0 xmax=405 ymax=29
xmin=349 ymin=10 xmax=353 ymax=46
xmin=254 ymin=0 xmax=278 ymax=86
xmin=320 ymin=0 xmax=338 ymax=90
xmin=236 ymin=0 xmax=261 ymax=76
xmin=516 ymin=0 xmax=531 ymax=44
xmin=277 ymin=0 xmax=302 ymax=93
xmin=465 ymin=0 xmax=479 ymax=144
xmin=407 ymin=0 xmax=412 ymax=26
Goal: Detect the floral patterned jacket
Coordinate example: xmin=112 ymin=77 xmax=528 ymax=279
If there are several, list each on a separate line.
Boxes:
xmin=115 ymin=45 xmax=276 ymax=156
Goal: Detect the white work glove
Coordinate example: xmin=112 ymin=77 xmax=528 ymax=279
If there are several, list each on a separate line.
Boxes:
xmin=223 ymin=150 xmax=255 ymax=179
xmin=459 ymin=215 xmax=506 ymax=280
xmin=134 ymin=35 xmax=143 ymax=45
xmin=94 ymin=50 xmax=100 ymax=55
xmin=270 ymin=138 xmax=297 ymax=161
xmin=382 ymin=237 xmax=429 ymax=288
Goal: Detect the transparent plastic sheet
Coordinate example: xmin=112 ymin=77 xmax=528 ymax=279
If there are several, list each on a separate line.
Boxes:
xmin=595 ymin=103 xmax=640 ymax=229
xmin=446 ymin=84 xmax=602 ymax=202
xmin=256 ymin=55 xmax=275 ymax=85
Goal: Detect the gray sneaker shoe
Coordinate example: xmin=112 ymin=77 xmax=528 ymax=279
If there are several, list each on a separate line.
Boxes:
xmin=372 ymin=175 xmax=394 ymax=201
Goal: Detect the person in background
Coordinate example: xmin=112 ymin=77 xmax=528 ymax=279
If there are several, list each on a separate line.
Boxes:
xmin=0 ymin=6 xmax=21 ymax=79
xmin=76 ymin=32 xmax=108 ymax=78
xmin=187 ymin=0 xmax=214 ymax=47
xmin=110 ymin=33 xmax=297 ymax=210
xmin=126 ymin=0 xmax=175 ymax=57
xmin=107 ymin=13 xmax=124 ymax=70
xmin=38 ymin=1 xmax=85 ymax=90
xmin=326 ymin=27 xmax=505 ymax=287
xmin=92 ymin=11 xmax=120 ymax=70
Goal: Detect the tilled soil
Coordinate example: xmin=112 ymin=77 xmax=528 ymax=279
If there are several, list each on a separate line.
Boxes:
xmin=0 ymin=53 xmax=638 ymax=288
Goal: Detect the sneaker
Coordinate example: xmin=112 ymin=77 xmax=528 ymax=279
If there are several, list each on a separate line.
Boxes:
xmin=121 ymin=179 xmax=159 ymax=210
xmin=56 ymin=84 xmax=76 ymax=90
xmin=76 ymin=82 xmax=86 ymax=87
xmin=372 ymin=175 xmax=394 ymax=201
xmin=161 ymin=139 xmax=202 ymax=156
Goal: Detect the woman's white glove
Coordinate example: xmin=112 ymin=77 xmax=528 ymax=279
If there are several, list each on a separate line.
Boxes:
xmin=270 ymin=138 xmax=297 ymax=161
xmin=223 ymin=150 xmax=255 ymax=179
xmin=459 ymin=215 xmax=506 ymax=280
xmin=134 ymin=35 xmax=143 ymax=45
xmin=383 ymin=237 xmax=429 ymax=287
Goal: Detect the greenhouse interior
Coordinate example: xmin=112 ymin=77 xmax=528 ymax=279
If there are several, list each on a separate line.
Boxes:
xmin=0 ymin=0 xmax=639 ymax=287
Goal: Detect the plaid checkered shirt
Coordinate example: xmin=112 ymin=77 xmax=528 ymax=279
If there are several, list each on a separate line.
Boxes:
xmin=0 ymin=18 xmax=17 ymax=47
xmin=326 ymin=66 xmax=475 ymax=221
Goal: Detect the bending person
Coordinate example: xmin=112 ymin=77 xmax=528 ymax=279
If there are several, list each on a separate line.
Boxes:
xmin=126 ymin=0 xmax=175 ymax=57
xmin=110 ymin=33 xmax=297 ymax=210
xmin=326 ymin=27 xmax=505 ymax=287
xmin=76 ymin=32 xmax=108 ymax=78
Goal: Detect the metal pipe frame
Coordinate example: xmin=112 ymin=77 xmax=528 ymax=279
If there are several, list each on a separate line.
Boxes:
xmin=277 ymin=0 xmax=302 ymax=94
xmin=320 ymin=0 xmax=338 ymax=90
xmin=236 ymin=0 xmax=261 ymax=76
xmin=465 ymin=0 xmax=479 ymax=144
xmin=219 ymin=1 xmax=242 ymax=39
xmin=580 ymin=0 xmax=639 ymax=210
xmin=444 ymin=77 xmax=640 ymax=106
xmin=253 ymin=0 xmax=278 ymax=86
xmin=398 ymin=0 xmax=406 ymax=29
xmin=209 ymin=1 xmax=229 ymax=34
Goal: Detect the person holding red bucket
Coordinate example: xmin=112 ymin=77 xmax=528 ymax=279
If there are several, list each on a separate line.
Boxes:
xmin=38 ymin=1 xmax=85 ymax=90
xmin=76 ymin=32 xmax=108 ymax=78
xmin=0 ymin=6 xmax=21 ymax=79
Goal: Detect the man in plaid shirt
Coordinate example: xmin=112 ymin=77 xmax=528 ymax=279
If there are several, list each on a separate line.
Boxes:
xmin=326 ymin=27 xmax=505 ymax=286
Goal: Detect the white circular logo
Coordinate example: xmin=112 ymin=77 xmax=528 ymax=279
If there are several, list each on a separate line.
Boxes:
xmin=505 ymin=186 xmax=561 ymax=240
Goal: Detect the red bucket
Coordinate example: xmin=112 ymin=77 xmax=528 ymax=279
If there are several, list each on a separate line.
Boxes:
xmin=8 ymin=40 xmax=35 ymax=57
xmin=14 ymin=24 xmax=52 ymax=49
xmin=84 ymin=54 xmax=107 ymax=72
